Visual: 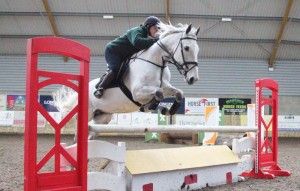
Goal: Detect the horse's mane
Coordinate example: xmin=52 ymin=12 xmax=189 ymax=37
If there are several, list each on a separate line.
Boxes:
xmin=157 ymin=23 xmax=188 ymax=39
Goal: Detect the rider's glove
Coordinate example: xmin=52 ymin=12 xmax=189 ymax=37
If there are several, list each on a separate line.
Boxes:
xmin=152 ymin=38 xmax=159 ymax=42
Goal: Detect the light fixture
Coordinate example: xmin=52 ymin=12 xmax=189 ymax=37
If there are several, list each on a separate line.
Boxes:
xmin=103 ymin=15 xmax=114 ymax=19
xmin=268 ymin=67 xmax=274 ymax=72
xmin=221 ymin=17 xmax=232 ymax=22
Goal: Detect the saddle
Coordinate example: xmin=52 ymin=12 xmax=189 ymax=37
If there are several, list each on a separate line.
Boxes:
xmin=100 ymin=59 xmax=142 ymax=106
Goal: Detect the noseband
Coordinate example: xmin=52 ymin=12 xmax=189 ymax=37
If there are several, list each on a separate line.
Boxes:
xmin=157 ymin=33 xmax=199 ymax=76
xmin=130 ymin=32 xmax=199 ymax=88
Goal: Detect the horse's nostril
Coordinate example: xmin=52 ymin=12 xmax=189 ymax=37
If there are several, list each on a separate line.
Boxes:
xmin=189 ymin=77 xmax=194 ymax=85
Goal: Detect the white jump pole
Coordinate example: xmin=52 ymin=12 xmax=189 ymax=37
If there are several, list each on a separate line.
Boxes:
xmin=89 ymin=124 xmax=257 ymax=134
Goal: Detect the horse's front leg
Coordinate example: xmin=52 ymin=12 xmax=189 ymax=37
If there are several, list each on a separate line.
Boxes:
xmin=133 ymin=86 xmax=164 ymax=112
xmin=162 ymin=84 xmax=184 ymax=115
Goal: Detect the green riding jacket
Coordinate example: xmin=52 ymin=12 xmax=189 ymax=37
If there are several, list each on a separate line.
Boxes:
xmin=107 ymin=25 xmax=157 ymax=58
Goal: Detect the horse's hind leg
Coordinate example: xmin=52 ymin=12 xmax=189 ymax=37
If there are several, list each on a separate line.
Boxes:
xmin=88 ymin=110 xmax=113 ymax=140
xmin=73 ymin=109 xmax=94 ymax=143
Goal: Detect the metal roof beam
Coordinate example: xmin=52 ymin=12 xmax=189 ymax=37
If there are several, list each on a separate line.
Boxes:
xmin=1 ymin=12 xmax=300 ymax=23
xmin=268 ymin=0 xmax=293 ymax=68
xmin=2 ymin=35 xmax=300 ymax=45
xmin=165 ymin=0 xmax=171 ymax=23
xmin=42 ymin=0 xmax=68 ymax=62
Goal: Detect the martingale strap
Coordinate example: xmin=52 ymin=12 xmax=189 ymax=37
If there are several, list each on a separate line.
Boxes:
xmin=116 ymin=54 xmax=167 ymax=107
xmin=119 ymin=80 xmax=142 ymax=107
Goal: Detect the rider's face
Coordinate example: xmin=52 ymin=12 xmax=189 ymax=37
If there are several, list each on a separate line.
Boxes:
xmin=149 ymin=25 xmax=159 ymax=37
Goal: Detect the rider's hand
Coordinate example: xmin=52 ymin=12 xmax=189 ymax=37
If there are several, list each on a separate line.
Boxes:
xmin=152 ymin=37 xmax=159 ymax=42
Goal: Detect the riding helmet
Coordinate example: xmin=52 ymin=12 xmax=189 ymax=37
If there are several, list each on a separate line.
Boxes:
xmin=144 ymin=16 xmax=161 ymax=30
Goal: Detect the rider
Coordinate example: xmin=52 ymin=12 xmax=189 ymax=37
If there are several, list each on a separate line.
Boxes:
xmin=94 ymin=16 xmax=161 ymax=99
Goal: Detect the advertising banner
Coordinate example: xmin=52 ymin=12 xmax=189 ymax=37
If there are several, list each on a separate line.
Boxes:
xmin=0 ymin=111 xmax=14 ymax=126
xmin=117 ymin=113 xmax=132 ymax=125
xmin=144 ymin=111 xmax=162 ymax=143
xmin=155 ymin=98 xmax=185 ymax=114
xmin=132 ymin=112 xmax=157 ymax=125
xmin=219 ymin=98 xmax=251 ymax=115
xmin=12 ymin=111 xmax=45 ymax=127
xmin=7 ymin=95 xmax=26 ymax=111
xmin=40 ymin=95 xmax=59 ymax=112
xmin=174 ymin=115 xmax=205 ymax=126
xmin=12 ymin=111 xmax=25 ymax=127
xmin=278 ymin=115 xmax=300 ymax=131
xmin=184 ymin=98 xmax=218 ymax=115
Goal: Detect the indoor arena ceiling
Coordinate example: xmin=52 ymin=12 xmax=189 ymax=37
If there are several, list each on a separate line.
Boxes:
xmin=0 ymin=0 xmax=300 ymax=67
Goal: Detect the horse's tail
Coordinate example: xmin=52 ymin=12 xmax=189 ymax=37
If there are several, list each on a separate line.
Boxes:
xmin=52 ymin=86 xmax=78 ymax=114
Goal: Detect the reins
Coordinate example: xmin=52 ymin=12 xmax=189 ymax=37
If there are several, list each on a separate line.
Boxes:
xmin=130 ymin=32 xmax=199 ymax=86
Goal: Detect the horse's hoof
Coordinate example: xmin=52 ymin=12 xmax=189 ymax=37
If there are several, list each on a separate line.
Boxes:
xmin=161 ymin=107 xmax=170 ymax=115
xmin=155 ymin=90 xmax=164 ymax=100
xmin=169 ymin=109 xmax=176 ymax=115
xmin=175 ymin=91 xmax=183 ymax=102
xmin=94 ymin=89 xmax=104 ymax=99
xmin=148 ymin=101 xmax=160 ymax=110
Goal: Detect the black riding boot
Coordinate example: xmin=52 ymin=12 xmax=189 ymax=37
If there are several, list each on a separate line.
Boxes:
xmin=94 ymin=70 xmax=115 ymax=99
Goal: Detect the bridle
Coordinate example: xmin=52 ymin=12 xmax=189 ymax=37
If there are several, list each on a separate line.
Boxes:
xmin=131 ymin=32 xmax=199 ymax=87
xmin=157 ymin=33 xmax=199 ymax=76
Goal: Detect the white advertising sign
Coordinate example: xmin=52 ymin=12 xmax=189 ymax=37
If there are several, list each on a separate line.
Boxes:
xmin=117 ymin=113 xmax=132 ymax=125
xmin=12 ymin=111 xmax=45 ymax=127
xmin=185 ymin=98 xmax=218 ymax=115
xmin=132 ymin=112 xmax=157 ymax=125
xmin=175 ymin=115 xmax=205 ymax=126
xmin=12 ymin=111 xmax=25 ymax=127
xmin=0 ymin=111 xmax=14 ymax=126
xmin=109 ymin=114 xmax=118 ymax=124
xmin=278 ymin=115 xmax=300 ymax=131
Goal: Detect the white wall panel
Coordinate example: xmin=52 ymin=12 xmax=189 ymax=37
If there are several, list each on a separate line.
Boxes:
xmin=1 ymin=56 xmax=300 ymax=97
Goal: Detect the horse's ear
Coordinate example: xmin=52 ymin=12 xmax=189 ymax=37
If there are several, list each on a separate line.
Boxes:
xmin=195 ymin=25 xmax=200 ymax=36
xmin=186 ymin=24 xmax=192 ymax=34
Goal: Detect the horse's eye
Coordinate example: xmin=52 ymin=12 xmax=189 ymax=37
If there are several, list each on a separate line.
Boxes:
xmin=184 ymin=46 xmax=189 ymax=51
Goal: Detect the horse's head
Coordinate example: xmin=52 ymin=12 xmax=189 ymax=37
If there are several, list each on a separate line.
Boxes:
xmin=158 ymin=23 xmax=200 ymax=85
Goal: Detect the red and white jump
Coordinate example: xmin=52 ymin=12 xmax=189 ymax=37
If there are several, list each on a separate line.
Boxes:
xmin=24 ymin=37 xmax=291 ymax=191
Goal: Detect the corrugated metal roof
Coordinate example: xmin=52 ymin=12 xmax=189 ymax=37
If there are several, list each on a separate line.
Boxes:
xmin=0 ymin=0 xmax=299 ymax=62
xmin=171 ymin=0 xmax=288 ymax=17
xmin=0 ymin=0 xmax=44 ymax=12
xmin=0 ymin=16 xmax=52 ymax=35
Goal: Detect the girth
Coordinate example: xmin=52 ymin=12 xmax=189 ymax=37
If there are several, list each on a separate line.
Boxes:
xmin=103 ymin=59 xmax=142 ymax=107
